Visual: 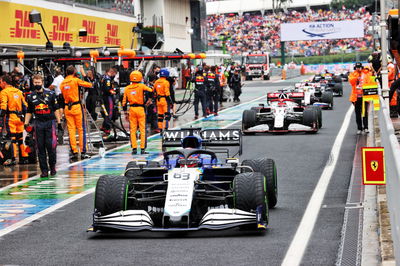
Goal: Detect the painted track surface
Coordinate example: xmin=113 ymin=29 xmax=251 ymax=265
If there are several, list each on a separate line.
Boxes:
xmin=0 ymin=78 xmax=358 ymax=265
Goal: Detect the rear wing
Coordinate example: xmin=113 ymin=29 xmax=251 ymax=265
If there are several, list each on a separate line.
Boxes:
xmin=162 ymin=128 xmax=242 ymax=155
xmin=267 ymin=92 xmax=304 ymax=103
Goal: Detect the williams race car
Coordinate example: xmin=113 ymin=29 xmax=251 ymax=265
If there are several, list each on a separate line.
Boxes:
xmin=91 ymin=128 xmax=277 ymax=232
xmin=313 ymin=73 xmax=343 ymax=97
xmin=242 ymin=92 xmax=321 ymax=134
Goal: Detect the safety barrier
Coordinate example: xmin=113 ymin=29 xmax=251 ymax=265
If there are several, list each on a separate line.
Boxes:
xmin=270 ymin=67 xmax=301 ymax=79
xmin=377 ymin=96 xmax=400 ymax=260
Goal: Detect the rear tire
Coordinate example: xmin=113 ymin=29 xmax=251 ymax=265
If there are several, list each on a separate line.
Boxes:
xmin=309 ymin=106 xmax=322 ymax=128
xmin=241 ymin=158 xmax=277 ymax=208
xmin=94 ymin=175 xmax=129 ymax=216
xmin=303 ymin=107 xmax=319 ymax=131
xmin=321 ymin=91 xmax=334 ymax=109
xmin=242 ymin=109 xmax=257 ymax=130
xmin=334 ymin=83 xmax=343 ymax=97
xmin=233 ymin=172 xmax=269 ymax=227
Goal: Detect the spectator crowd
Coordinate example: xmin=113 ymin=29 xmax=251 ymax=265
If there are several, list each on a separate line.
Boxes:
xmin=207 ymin=7 xmax=374 ymax=56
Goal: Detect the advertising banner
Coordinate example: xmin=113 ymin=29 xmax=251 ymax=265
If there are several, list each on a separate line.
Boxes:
xmin=280 ymin=20 xmax=364 ymax=41
xmin=303 ymin=63 xmax=353 ymax=74
xmin=0 ymin=1 xmax=136 ymax=48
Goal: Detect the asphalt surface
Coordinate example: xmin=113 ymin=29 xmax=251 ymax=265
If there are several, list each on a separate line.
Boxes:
xmin=0 ymin=77 xmax=358 ymax=265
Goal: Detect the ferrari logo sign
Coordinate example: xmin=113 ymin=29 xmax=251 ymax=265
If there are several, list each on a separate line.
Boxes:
xmin=371 ymin=161 xmax=378 ymax=171
xmin=362 ymin=147 xmax=386 ymax=185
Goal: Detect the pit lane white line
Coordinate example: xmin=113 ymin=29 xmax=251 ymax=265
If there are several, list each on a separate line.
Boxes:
xmin=281 ymin=104 xmax=353 ymax=266
xmin=0 ymin=94 xmax=267 ymax=238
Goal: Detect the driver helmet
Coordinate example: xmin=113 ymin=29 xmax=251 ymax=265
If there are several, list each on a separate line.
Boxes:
xmin=181 ymin=134 xmax=202 ymax=149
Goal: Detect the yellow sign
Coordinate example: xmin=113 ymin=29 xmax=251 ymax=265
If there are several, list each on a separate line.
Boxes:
xmin=0 ymin=2 xmax=136 ymax=48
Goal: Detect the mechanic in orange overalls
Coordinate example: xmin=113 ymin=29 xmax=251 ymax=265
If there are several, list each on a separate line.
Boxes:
xmin=59 ymin=66 xmax=92 ymax=160
xmin=122 ymin=71 xmax=153 ymax=155
xmin=154 ymin=68 xmax=171 ymax=132
xmin=349 ymin=63 xmax=375 ymax=134
xmin=387 ymin=58 xmax=398 ymax=113
xmin=0 ymin=74 xmax=29 ymax=164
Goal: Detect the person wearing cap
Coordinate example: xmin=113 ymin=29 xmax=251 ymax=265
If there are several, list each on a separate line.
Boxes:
xmin=154 ymin=68 xmax=171 ymax=132
xmin=348 ymin=62 xmax=374 ymax=134
xmin=122 ymin=71 xmax=153 ymax=155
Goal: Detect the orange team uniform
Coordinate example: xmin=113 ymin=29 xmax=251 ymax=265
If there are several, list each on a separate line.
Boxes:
xmin=60 ymin=75 xmax=92 ymax=154
xmin=0 ymin=85 xmax=28 ymax=159
xmin=122 ymin=83 xmax=153 ymax=149
xmin=348 ymin=70 xmax=375 ymax=103
xmin=154 ymin=77 xmax=170 ymax=130
xmin=388 ymin=63 xmax=397 ymax=106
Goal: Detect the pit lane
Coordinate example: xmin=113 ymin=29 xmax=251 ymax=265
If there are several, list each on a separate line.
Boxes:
xmin=0 ymin=77 xmax=358 ymax=265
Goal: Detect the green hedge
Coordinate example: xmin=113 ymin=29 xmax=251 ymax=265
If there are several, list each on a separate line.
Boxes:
xmin=272 ymin=51 xmax=371 ymax=65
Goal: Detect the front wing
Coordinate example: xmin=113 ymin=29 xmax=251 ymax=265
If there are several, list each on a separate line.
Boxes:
xmin=91 ymin=208 xmax=265 ymax=232
xmin=243 ymin=123 xmax=318 ymax=134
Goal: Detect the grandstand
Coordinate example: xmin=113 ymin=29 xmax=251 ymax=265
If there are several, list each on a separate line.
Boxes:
xmin=206 ymin=0 xmax=374 ymax=57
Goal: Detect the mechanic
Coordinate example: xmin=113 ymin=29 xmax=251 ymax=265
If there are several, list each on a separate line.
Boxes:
xmin=348 ymin=63 xmax=375 ymax=134
xmin=206 ymin=66 xmax=221 ymax=116
xmin=389 ymin=77 xmax=400 ymax=117
xmin=166 ymin=69 xmax=177 ymax=123
xmin=100 ymin=68 xmax=117 ymax=135
xmin=154 ymin=68 xmax=171 ymax=132
xmin=84 ymin=69 xmax=101 ymax=121
xmin=59 ymin=66 xmax=93 ymax=160
xmin=145 ymin=73 xmax=159 ymax=133
xmin=0 ymin=74 xmax=29 ymax=165
xmin=122 ymin=71 xmax=153 ymax=155
xmin=193 ymin=69 xmax=208 ymax=119
xmin=229 ymin=69 xmax=242 ymax=102
xmin=25 ymin=74 xmax=62 ymax=177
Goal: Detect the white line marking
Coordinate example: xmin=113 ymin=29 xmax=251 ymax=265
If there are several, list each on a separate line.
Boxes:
xmin=281 ymin=105 xmax=354 ymax=266
xmin=0 ymin=94 xmax=264 ymax=237
xmin=0 ymin=188 xmax=95 ymax=238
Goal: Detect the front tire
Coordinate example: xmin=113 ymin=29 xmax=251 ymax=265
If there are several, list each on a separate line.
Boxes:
xmin=94 ymin=175 xmax=129 ymax=216
xmin=242 ymin=109 xmax=257 ymax=130
xmin=233 ymin=172 xmax=269 ymax=227
xmin=241 ymin=158 xmax=277 ymax=208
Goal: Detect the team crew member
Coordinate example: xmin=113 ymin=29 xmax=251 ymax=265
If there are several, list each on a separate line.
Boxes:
xmin=60 ymin=66 xmax=92 ymax=159
xmin=206 ymin=66 xmax=221 ymax=116
xmin=229 ymin=69 xmax=242 ymax=102
xmin=100 ymin=68 xmax=117 ymax=135
xmin=122 ymin=71 xmax=153 ymax=155
xmin=25 ymin=75 xmax=62 ymax=177
xmin=154 ymin=68 xmax=171 ymax=132
xmin=348 ymin=63 xmax=374 ymax=134
xmin=193 ymin=70 xmax=208 ymax=119
xmin=0 ymin=74 xmax=29 ymax=164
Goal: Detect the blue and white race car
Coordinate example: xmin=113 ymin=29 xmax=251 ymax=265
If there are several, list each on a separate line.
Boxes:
xmin=91 ymin=128 xmax=277 ymax=232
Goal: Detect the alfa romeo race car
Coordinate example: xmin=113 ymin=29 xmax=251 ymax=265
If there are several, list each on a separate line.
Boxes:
xmin=242 ymin=92 xmax=321 ymax=134
xmin=91 ymin=128 xmax=277 ymax=232
xmin=293 ymin=82 xmax=334 ymax=109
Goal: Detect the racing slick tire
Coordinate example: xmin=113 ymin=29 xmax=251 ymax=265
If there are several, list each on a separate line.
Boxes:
xmin=321 ymin=91 xmax=334 ymax=109
xmin=242 ymin=110 xmax=257 ymax=134
xmin=334 ymin=76 xmax=342 ymax=83
xmin=263 ymin=75 xmax=270 ymax=80
xmin=333 ymin=83 xmax=343 ymax=97
xmin=94 ymin=175 xmax=129 ymax=216
xmin=241 ymin=158 xmax=277 ymax=208
xmin=233 ymin=172 xmax=269 ymax=228
xmin=303 ymin=107 xmax=319 ymax=132
xmin=309 ymin=106 xmax=322 ymax=128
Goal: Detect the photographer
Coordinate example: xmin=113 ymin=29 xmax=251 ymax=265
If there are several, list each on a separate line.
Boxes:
xmin=25 ymin=74 xmax=62 ymax=177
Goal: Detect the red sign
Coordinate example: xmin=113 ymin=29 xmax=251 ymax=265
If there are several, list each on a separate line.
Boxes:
xmin=9 ymin=10 xmax=40 ymax=39
xmin=362 ymin=147 xmax=386 ymax=185
xmin=104 ymin=24 xmax=121 ymax=45
xmin=50 ymin=16 xmax=73 ymax=42
xmin=80 ymin=20 xmax=99 ymax=44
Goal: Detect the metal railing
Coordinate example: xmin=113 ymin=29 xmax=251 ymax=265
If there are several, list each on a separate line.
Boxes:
xmin=377 ymin=96 xmax=400 ymax=260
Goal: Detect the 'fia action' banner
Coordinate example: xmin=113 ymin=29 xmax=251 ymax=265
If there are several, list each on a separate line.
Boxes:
xmin=280 ymin=20 xmax=364 ymax=41
xmin=0 ymin=1 xmax=136 ymax=48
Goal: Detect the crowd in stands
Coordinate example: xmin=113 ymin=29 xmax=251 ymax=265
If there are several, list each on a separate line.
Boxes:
xmin=207 ymin=7 xmax=374 ymax=56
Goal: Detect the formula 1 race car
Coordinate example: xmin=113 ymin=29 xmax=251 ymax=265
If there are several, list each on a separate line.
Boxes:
xmin=242 ymin=92 xmax=321 ymax=134
xmin=313 ymin=73 xmax=343 ymax=97
xmin=91 ymin=128 xmax=277 ymax=232
xmin=293 ymin=82 xmax=334 ymax=109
